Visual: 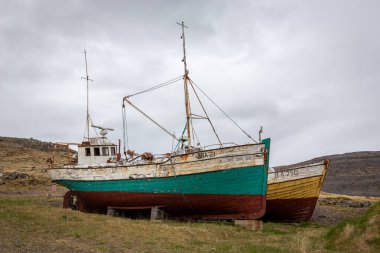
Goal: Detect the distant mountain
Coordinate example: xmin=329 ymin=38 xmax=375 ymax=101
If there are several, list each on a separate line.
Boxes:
xmin=275 ymin=151 xmax=380 ymax=197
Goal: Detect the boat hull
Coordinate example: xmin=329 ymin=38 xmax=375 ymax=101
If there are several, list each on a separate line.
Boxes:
xmin=50 ymin=139 xmax=271 ymax=220
xmin=264 ymin=160 xmax=329 ymax=222
xmin=265 ymin=197 xmax=318 ymax=222
xmin=69 ymin=192 xmax=266 ymax=220
xmin=56 ymin=164 xmax=267 ymax=220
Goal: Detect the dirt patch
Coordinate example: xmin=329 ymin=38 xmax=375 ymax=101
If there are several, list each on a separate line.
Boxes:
xmin=310 ymin=195 xmax=377 ymax=225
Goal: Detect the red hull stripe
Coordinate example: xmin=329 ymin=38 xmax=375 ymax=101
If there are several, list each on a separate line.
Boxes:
xmin=74 ymin=191 xmax=266 ymax=220
xmin=264 ymin=197 xmax=318 ymax=222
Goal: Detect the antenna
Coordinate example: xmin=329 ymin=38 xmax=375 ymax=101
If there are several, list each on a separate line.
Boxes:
xmin=177 ymin=21 xmax=192 ymax=149
xmin=91 ymin=124 xmax=114 ymax=138
xmin=91 ymin=124 xmax=114 ymax=131
xmin=81 ymin=45 xmax=93 ymax=140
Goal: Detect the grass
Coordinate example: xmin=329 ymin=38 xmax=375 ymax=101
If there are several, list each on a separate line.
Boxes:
xmin=325 ymin=202 xmax=380 ymax=252
xmin=1 ymin=194 xmax=379 ymax=252
xmin=0 ymin=196 xmax=331 ymax=253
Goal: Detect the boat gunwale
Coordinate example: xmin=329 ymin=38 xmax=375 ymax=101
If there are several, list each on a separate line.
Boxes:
xmin=52 ymin=163 xmax=267 ymax=182
xmin=268 ymin=160 xmax=328 ymax=174
xmin=268 ymin=174 xmax=326 ymax=186
xmin=47 ymin=149 xmax=266 ymax=171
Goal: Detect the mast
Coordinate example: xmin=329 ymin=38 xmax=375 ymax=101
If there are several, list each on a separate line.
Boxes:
xmin=177 ymin=21 xmax=192 ymax=148
xmin=81 ymin=48 xmax=93 ymax=141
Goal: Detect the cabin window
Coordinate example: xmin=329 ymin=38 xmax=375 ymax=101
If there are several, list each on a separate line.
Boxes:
xmin=102 ymin=147 xmax=109 ymax=156
xmin=85 ymin=148 xmax=91 ymax=156
xmin=111 ymin=147 xmax=116 ymax=156
xmin=94 ymin=147 xmax=100 ymax=156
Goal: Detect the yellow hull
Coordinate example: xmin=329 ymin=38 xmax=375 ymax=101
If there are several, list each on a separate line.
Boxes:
xmin=267 ymin=160 xmax=329 ymax=200
xmin=268 ymin=175 xmax=325 ymax=200
xmin=264 ymin=160 xmax=330 ymax=221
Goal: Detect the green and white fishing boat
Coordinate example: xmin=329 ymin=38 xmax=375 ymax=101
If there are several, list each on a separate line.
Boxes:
xmin=47 ymin=22 xmax=270 ymax=220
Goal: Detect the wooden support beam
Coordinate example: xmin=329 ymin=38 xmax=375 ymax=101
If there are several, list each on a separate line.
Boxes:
xmin=150 ymin=206 xmax=167 ymax=221
xmin=107 ymin=207 xmax=117 ymax=216
xmin=234 ymin=220 xmax=263 ymax=231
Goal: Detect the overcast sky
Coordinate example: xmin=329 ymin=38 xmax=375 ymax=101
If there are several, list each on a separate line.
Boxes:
xmin=1 ymin=0 xmax=379 ymax=166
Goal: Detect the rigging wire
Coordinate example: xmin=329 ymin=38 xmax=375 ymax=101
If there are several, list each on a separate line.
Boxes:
xmin=190 ymin=123 xmax=201 ymax=147
xmin=123 ymin=98 xmax=180 ymax=142
xmin=173 ymin=125 xmax=187 ymax=151
xmin=126 ymin=75 xmax=183 ymax=98
xmin=88 ymin=115 xmax=99 ymax=139
xmin=189 ymin=81 xmax=223 ymax=147
xmin=121 ymin=75 xmax=182 ymax=155
xmin=188 ymin=78 xmax=258 ymax=143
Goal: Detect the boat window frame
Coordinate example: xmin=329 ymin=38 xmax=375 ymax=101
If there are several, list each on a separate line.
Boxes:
xmin=102 ymin=147 xmax=109 ymax=156
xmin=94 ymin=147 xmax=100 ymax=156
xmin=110 ymin=147 xmax=116 ymax=156
xmin=85 ymin=148 xmax=91 ymax=156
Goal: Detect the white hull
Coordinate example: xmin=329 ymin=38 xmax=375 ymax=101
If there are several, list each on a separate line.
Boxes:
xmin=48 ymin=143 xmax=266 ymax=181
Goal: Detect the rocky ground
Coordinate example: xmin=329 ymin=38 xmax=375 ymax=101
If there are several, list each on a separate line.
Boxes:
xmin=0 ymin=136 xmax=75 ymax=180
xmin=310 ymin=193 xmax=379 ymax=225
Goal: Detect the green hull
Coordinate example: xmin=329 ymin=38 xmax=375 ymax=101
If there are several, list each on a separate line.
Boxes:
xmin=58 ymin=164 xmax=267 ymax=195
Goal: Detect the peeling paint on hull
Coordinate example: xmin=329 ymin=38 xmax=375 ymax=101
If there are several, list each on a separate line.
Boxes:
xmin=56 ymin=164 xmax=267 ymax=220
xmin=264 ymin=197 xmax=318 ymax=222
xmin=73 ymin=192 xmax=266 ymax=220
xmin=51 ymin=139 xmax=271 ymax=220
xmin=264 ymin=160 xmax=329 ymax=222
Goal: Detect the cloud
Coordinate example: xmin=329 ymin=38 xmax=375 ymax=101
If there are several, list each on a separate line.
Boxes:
xmin=0 ymin=0 xmax=379 ymax=166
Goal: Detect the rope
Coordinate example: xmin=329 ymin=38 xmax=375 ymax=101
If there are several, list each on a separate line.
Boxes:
xmin=188 ymin=78 xmax=258 ymax=143
xmin=125 ymin=75 xmax=183 ymax=98
xmin=191 ymin=121 xmax=201 ymax=147
xmin=123 ymin=98 xmax=180 ymax=142
xmin=189 ymin=81 xmax=222 ymax=147
xmin=173 ymin=125 xmax=187 ymax=151
xmin=170 ymin=158 xmax=197 ymax=215
xmin=88 ymin=115 xmax=99 ymax=139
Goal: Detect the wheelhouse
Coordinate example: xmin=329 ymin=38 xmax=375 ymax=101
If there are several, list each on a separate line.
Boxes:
xmin=78 ymin=137 xmax=117 ymax=165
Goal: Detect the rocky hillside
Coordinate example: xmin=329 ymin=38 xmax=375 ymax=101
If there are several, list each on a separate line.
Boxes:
xmin=275 ymin=151 xmax=380 ymax=197
xmin=0 ymin=136 xmax=75 ymax=183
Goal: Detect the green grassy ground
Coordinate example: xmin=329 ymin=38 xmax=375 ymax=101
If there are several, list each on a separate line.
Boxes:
xmin=0 ymin=196 xmax=378 ymax=253
xmin=324 ymin=202 xmax=380 ymax=252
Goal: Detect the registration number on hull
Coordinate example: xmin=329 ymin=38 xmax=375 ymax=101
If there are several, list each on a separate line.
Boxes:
xmin=196 ymin=151 xmax=216 ymax=159
xmin=275 ymin=169 xmax=299 ymax=178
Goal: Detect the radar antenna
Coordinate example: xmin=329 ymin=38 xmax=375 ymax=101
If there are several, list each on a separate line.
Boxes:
xmin=91 ymin=124 xmax=114 ymax=138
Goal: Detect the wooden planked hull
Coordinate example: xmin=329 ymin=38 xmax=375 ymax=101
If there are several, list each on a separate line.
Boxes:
xmin=265 ymin=197 xmax=318 ymax=222
xmin=51 ymin=139 xmax=271 ymax=220
xmin=57 ymin=165 xmax=267 ymax=220
xmin=70 ymin=192 xmax=266 ymax=220
xmin=264 ymin=160 xmax=329 ymax=222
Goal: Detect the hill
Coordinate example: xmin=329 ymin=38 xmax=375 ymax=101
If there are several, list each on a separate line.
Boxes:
xmin=0 ymin=136 xmax=75 ymax=186
xmin=275 ymin=151 xmax=380 ymax=197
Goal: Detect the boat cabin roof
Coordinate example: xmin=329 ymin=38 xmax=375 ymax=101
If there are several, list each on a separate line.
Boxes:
xmin=78 ymin=137 xmax=116 ymax=147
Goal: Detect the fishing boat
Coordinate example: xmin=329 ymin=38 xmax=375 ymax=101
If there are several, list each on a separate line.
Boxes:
xmin=264 ymin=160 xmax=330 ymax=222
xmin=47 ymin=22 xmax=270 ymax=220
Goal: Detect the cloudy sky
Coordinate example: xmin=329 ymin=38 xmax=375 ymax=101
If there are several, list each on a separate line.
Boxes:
xmin=1 ymin=0 xmax=379 ymax=166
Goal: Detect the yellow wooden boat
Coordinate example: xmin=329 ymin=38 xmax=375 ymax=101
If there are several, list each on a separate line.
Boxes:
xmin=264 ymin=160 xmax=330 ymax=222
